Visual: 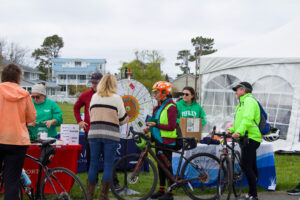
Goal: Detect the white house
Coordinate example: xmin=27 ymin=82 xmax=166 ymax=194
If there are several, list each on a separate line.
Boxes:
xmin=51 ymin=58 xmax=106 ymax=99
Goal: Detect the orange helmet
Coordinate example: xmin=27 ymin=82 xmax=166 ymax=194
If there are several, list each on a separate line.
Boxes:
xmin=152 ymin=81 xmax=172 ymax=100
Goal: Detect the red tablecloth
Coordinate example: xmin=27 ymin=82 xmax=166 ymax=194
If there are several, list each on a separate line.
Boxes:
xmin=23 ymin=144 xmax=82 ymax=193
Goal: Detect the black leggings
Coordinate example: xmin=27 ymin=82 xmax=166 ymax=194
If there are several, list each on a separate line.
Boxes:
xmin=155 ymin=144 xmax=174 ymax=188
xmin=0 ymin=144 xmax=28 ymax=200
xmin=241 ymin=139 xmax=260 ymax=197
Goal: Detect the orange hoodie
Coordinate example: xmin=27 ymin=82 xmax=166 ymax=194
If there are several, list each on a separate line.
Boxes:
xmin=0 ymin=82 xmax=36 ymax=145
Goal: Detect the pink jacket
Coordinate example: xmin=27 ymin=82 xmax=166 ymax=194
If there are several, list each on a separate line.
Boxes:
xmin=0 ymin=82 xmax=36 ymax=145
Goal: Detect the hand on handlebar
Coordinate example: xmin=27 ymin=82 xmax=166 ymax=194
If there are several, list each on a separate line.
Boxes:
xmin=232 ymin=133 xmax=240 ymax=139
xmin=143 ymin=126 xmax=150 ymax=133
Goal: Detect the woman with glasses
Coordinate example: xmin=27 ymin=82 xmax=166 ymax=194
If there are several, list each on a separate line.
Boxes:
xmin=176 ymin=86 xmax=207 ymax=127
xmin=27 ymin=83 xmax=63 ymax=141
xmin=143 ymin=81 xmax=178 ymax=200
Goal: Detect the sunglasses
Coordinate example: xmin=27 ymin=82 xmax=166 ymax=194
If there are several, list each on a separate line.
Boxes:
xmin=152 ymin=91 xmax=159 ymax=95
xmin=31 ymin=95 xmax=41 ymax=100
xmin=183 ymin=93 xmax=190 ymax=96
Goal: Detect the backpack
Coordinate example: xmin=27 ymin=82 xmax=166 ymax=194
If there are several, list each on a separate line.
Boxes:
xmin=252 ymin=98 xmax=271 ymax=135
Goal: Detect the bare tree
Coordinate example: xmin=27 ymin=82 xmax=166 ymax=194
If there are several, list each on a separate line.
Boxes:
xmin=0 ymin=39 xmax=29 ymax=65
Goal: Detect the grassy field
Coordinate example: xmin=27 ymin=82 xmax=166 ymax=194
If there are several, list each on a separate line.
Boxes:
xmin=56 ymin=102 xmax=300 ymax=193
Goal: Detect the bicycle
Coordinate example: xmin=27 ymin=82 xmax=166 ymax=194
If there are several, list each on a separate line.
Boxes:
xmin=0 ymin=138 xmax=87 ymax=200
xmin=111 ymin=126 xmax=221 ymax=200
xmin=210 ymin=127 xmax=246 ymax=200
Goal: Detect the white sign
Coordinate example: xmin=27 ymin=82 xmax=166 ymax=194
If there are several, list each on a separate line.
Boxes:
xmin=187 ymin=118 xmax=200 ymax=133
xmin=60 ymin=124 xmax=79 ymax=145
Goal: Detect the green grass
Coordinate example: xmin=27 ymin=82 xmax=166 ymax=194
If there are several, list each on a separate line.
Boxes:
xmin=275 ymin=154 xmax=300 ymax=190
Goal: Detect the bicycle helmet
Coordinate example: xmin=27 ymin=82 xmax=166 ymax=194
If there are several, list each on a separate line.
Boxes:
xmin=263 ymin=127 xmax=280 ymax=142
xmin=152 ymin=81 xmax=172 ymax=101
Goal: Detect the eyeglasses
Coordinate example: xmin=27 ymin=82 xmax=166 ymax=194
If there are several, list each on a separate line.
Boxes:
xmin=183 ymin=93 xmax=190 ymax=96
xmin=31 ymin=95 xmax=41 ymax=100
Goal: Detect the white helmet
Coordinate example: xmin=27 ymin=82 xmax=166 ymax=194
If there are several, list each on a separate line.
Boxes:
xmin=263 ymin=127 xmax=280 ymax=142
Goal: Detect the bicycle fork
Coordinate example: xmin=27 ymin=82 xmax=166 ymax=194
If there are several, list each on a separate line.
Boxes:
xmin=128 ymin=151 xmax=147 ymax=184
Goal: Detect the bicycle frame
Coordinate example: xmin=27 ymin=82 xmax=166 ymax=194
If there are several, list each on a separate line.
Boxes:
xmin=23 ymin=154 xmax=63 ymax=200
xmin=129 ymin=136 xmax=207 ymax=188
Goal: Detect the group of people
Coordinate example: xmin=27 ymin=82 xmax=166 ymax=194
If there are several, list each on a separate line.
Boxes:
xmin=0 ymin=63 xmax=299 ymax=200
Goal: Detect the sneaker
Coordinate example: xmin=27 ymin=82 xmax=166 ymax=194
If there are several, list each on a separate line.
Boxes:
xmin=151 ymin=191 xmax=165 ymax=199
xmin=287 ymin=183 xmax=300 ymax=195
xmin=114 ymin=182 xmax=121 ymax=191
xmin=158 ymin=193 xmax=174 ymax=200
xmin=236 ymin=194 xmax=259 ymax=200
xmin=248 ymin=196 xmax=259 ymax=200
xmin=236 ymin=194 xmax=249 ymax=200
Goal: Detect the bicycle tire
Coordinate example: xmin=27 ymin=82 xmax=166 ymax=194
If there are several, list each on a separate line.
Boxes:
xmin=181 ymin=152 xmax=220 ymax=200
xmin=19 ymin=182 xmax=23 ymax=200
xmin=111 ymin=153 xmax=158 ymax=200
xmin=217 ymin=156 xmax=232 ymax=200
xmin=232 ymin=151 xmax=243 ymax=198
xmin=40 ymin=167 xmax=87 ymax=200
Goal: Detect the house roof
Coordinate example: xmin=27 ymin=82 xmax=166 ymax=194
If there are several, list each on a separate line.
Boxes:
xmin=20 ymin=80 xmax=60 ymax=88
xmin=52 ymin=58 xmax=106 ymax=64
xmin=1 ymin=59 xmax=42 ymax=74
xmin=52 ymin=65 xmax=97 ymax=75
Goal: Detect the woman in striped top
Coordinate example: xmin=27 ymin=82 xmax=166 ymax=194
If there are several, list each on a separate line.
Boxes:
xmin=87 ymin=74 xmax=128 ymax=200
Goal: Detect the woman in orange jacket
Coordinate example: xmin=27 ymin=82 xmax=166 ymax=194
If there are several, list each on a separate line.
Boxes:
xmin=0 ymin=64 xmax=36 ymax=200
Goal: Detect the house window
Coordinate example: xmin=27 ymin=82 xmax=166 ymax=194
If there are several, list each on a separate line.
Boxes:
xmin=75 ymin=61 xmax=81 ymax=67
xmin=51 ymin=88 xmax=55 ymax=95
xmin=68 ymin=75 xmax=76 ymax=80
xmin=60 ymin=85 xmax=66 ymax=92
xmin=79 ymin=75 xmax=86 ymax=80
xmin=59 ymin=75 xmax=66 ymax=80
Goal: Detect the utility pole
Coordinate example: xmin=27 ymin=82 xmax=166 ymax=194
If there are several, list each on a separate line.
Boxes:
xmin=183 ymin=52 xmax=189 ymax=86
xmin=194 ymin=37 xmax=202 ymax=103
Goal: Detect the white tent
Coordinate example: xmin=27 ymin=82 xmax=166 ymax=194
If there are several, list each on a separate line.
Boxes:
xmin=199 ymin=19 xmax=300 ymax=152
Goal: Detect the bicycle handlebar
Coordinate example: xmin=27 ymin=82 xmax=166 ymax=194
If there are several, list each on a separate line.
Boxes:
xmin=32 ymin=138 xmax=56 ymax=146
xmin=209 ymin=126 xmax=248 ymax=145
xmin=129 ymin=127 xmax=151 ymax=143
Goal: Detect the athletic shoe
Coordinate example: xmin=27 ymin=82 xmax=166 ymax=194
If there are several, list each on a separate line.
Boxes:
xmin=287 ymin=183 xmax=300 ymax=195
xmin=151 ymin=191 xmax=165 ymax=199
xmin=158 ymin=193 xmax=174 ymax=200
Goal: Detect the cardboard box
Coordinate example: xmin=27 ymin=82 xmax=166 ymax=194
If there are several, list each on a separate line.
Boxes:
xmin=179 ymin=118 xmax=202 ymax=141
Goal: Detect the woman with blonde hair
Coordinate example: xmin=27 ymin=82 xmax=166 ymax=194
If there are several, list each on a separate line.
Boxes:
xmin=87 ymin=74 xmax=128 ymax=200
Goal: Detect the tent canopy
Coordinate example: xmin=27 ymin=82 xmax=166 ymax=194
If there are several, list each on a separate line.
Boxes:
xmin=200 ymin=19 xmax=300 ymax=74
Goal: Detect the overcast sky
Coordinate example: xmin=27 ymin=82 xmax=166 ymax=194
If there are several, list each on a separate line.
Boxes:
xmin=1 ymin=0 xmax=300 ymax=78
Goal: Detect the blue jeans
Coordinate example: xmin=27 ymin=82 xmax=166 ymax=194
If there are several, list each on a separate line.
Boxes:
xmin=88 ymin=138 xmax=118 ymax=183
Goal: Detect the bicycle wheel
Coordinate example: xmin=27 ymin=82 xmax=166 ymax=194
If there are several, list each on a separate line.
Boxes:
xmin=232 ymin=151 xmax=243 ymax=198
xmin=181 ymin=153 xmax=220 ymax=200
xmin=217 ymin=156 xmax=232 ymax=200
xmin=111 ymin=153 xmax=158 ymax=200
xmin=40 ymin=167 xmax=87 ymax=200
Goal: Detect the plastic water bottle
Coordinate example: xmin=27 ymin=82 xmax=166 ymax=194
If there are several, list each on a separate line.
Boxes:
xmin=20 ymin=169 xmax=31 ymax=186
